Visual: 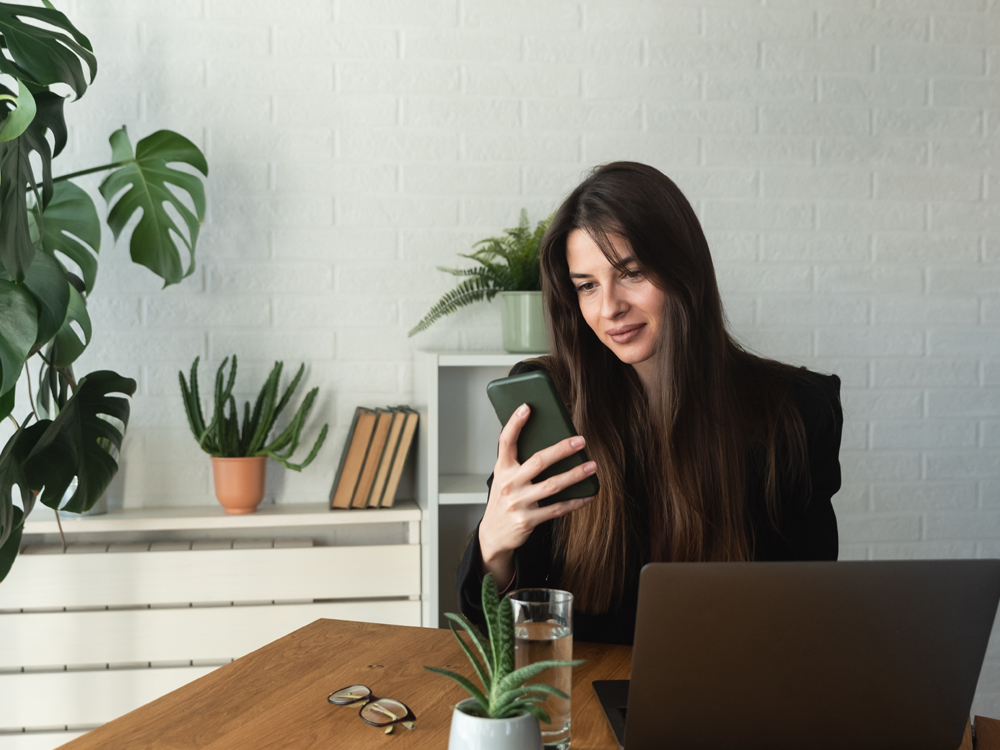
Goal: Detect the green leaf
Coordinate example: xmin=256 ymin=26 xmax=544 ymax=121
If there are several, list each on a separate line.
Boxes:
xmin=422 ymin=666 xmax=490 ymax=716
xmin=0 ymin=278 xmax=37 ymax=395
xmin=496 ymin=595 xmax=516 ymax=680
xmin=493 ymin=682 xmax=569 ymax=713
xmin=494 ymin=659 xmax=586 ymax=697
xmin=20 ymin=247 xmax=68 ymax=347
xmin=23 ymin=370 xmax=136 ymax=513
xmin=99 ymin=128 xmax=208 ymax=287
xmin=481 ymin=573 xmax=503 ymax=683
xmin=33 ymin=180 xmax=100 ymax=294
xmin=443 ymin=611 xmax=493 ymax=678
xmin=0 ymin=418 xmax=46 ymax=581
xmin=51 ymin=284 xmax=90 ymax=367
xmin=0 ymin=4 xmax=96 ymax=99
xmin=0 ymin=78 xmax=35 ymax=142
xmin=515 ymin=702 xmax=550 ymax=725
xmin=448 ymin=622 xmax=491 ymax=695
xmin=0 ymin=382 xmax=13 ymax=421
xmin=407 ymin=275 xmax=496 ymax=337
xmin=0 ymin=133 xmax=37 ymax=282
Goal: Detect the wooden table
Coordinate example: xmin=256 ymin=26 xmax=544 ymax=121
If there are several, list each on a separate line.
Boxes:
xmin=60 ymin=618 xmax=632 ymax=749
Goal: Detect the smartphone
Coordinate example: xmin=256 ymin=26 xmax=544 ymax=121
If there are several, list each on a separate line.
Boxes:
xmin=486 ymin=369 xmax=600 ymax=506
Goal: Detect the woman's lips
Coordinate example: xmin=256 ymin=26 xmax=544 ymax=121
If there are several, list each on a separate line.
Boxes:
xmin=606 ymin=323 xmax=645 ymax=344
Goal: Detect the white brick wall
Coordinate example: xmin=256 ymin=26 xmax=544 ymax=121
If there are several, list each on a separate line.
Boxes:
xmin=4 ymin=0 xmax=1000 ymax=715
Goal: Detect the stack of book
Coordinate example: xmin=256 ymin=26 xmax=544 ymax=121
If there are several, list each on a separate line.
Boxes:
xmin=329 ymin=406 xmax=419 ymax=509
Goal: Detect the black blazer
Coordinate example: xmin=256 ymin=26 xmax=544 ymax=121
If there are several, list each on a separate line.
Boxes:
xmin=456 ymin=361 xmax=844 ymax=645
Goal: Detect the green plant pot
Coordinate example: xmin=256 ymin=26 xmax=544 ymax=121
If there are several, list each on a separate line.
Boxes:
xmin=500 ymin=291 xmax=549 ymax=354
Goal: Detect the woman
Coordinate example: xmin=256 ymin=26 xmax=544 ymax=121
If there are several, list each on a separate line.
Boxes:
xmin=456 ymin=162 xmax=843 ymax=645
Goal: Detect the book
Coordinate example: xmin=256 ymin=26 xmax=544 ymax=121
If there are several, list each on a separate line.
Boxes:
xmin=379 ymin=407 xmax=419 ymax=508
xmin=329 ymin=407 xmax=376 ymax=509
xmin=351 ymin=408 xmax=393 ymax=508
xmin=368 ymin=408 xmax=406 ymax=507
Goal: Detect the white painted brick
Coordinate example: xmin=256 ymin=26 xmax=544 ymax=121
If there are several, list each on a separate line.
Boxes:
xmin=465 ymin=133 xmax=580 ymax=163
xmin=873 ymin=234 xmax=979 ymax=264
xmin=705 ymin=73 xmax=817 ymax=103
xmin=820 ymin=75 xmax=926 ymax=106
xmin=930 ymin=204 xmax=1000 ymax=233
xmin=338 ymin=130 xmax=458 ymax=161
xmin=721 ymin=295 xmax=755 ymax=326
xmin=838 ymin=544 xmax=870 ymax=560
xmin=147 ymin=90 xmax=268 ymax=126
xmin=881 ymin=0 xmax=984 ymax=10
xmin=669 ymin=169 xmax=758 ymax=200
xmin=876 ymin=108 xmax=982 ymax=138
xmin=99 ymin=58 xmax=205 ymax=91
xmin=815 ymin=265 xmax=923 ymax=293
xmin=524 ymin=165 xmax=593 ymax=196
xmin=147 ymin=23 xmax=269 ymax=57
xmin=403 ymin=163 xmax=521 ymax=195
xmin=878 ymin=43 xmax=985 ymax=76
xmin=207 ymin=128 xmax=333 ymax=161
xmin=762 ymin=169 xmax=870 ymax=200
xmin=838 ymin=513 xmax=921 ymax=542
xmin=464 ymin=65 xmax=580 ymax=97
xmin=276 ymin=161 xmax=396 ymax=194
xmin=704 ymin=137 xmax=815 ymax=166
xmin=987 ymin=240 xmax=1000 ymax=262
xmin=272 ymin=228 xmax=397 ymax=261
xmin=871 ymin=482 xmax=977 ymax=511
xmin=766 ymin=0 xmax=875 ymax=9
xmin=337 ymin=262 xmax=456 ymax=295
xmin=584 ymin=134 xmax=700 ymax=168
xmin=981 ymin=300 xmax=1000 ymax=325
xmin=208 ymin=264 xmax=332 ymax=295
xmin=583 ymin=70 xmax=701 ymax=101
xmin=399 ymin=228 xmax=489 ymax=262
xmin=833 ymin=485 xmax=869 ymax=516
xmin=934 ymin=78 xmax=1000 ymax=108
xmin=85 ymin=19 xmax=140 ymax=54
xmin=932 ymin=13 xmax=1000 ymax=44
xmin=337 ymin=196 xmax=459 ymax=226
xmin=648 ymin=104 xmax=758 ymax=135
xmin=525 ymin=34 xmax=641 ymax=65
xmin=87 ymin=297 xmax=142 ymax=329
xmin=820 ymin=11 xmax=929 ymax=41
xmin=928 ymin=389 xmax=1000 ymax=417
xmin=404 ymin=29 xmax=519 ymax=61
xmin=871 ymin=359 xmax=978 ymax=387
xmin=874 ymin=298 xmax=978 ymax=327
xmin=85 ymin=331 xmax=206 ymax=363
xmin=703 ymin=232 xmax=759 ymax=263
xmin=281 ymin=94 xmax=397 ymax=128
xmin=80 ymin=0 xmax=203 ymax=17
xmin=338 ymin=326 xmax=453 ymax=360
xmin=819 ymin=138 xmax=928 ymax=167
xmin=764 ymin=41 xmax=875 ymax=73
xmin=648 ymin=40 xmax=759 ymax=70
xmin=527 ymin=101 xmax=641 ymax=131
xmin=927 ymin=451 xmax=1000 ymax=480
xmin=210 ymin=331 xmax=334 ymax=362
xmin=714 ymin=263 xmax=813 ymax=292
xmin=274 ymin=26 xmax=398 ymax=59
xmin=461 ymin=198 xmax=556 ymax=228
xmin=585 ymin=3 xmax=701 ymax=35
xmin=273 ymin=295 xmax=399 ymax=328
xmin=204 ymin=161 xmax=269 ymax=195
xmin=838 ymin=450 xmax=922 ymax=480
xmin=211 ymin=193 xmax=332 ymax=228
xmin=982 ymin=422 xmax=1000 ymax=447
xmin=734 ymin=329 xmax=813 ymax=359
xmin=871 ymin=541 xmax=976 ymax=558
xmin=702 ymin=201 xmax=815 ymax=231
xmin=705 ymin=7 xmax=816 ymax=39
xmin=759 ymin=295 xmax=868 ymax=326
xmin=842 ymin=419 xmax=868 ymax=450
xmin=929 ymin=267 xmax=1000 ymax=295
xmin=760 ymin=233 xmax=871 ymax=263
xmin=339 ymin=62 xmax=460 ymax=94
xmin=463 ymin=0 xmax=580 ymax=29
xmin=762 ymin=106 xmax=870 ymax=136
xmin=338 ymin=0 xmax=457 ymax=26
xmin=983 ymin=481 xmax=1000 ymax=506
xmin=872 ymin=420 xmax=977 ymax=449
xmin=818 ymin=202 xmax=925 ymax=231
xmin=820 ymin=329 xmax=924 ymax=356
xmin=813 ymin=357 xmax=869 ymax=388
xmin=878 ymin=169 xmax=982 ymax=201
xmin=146 ymin=296 xmax=270 ymax=328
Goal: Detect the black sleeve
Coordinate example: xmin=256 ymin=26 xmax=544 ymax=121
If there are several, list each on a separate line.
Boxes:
xmin=784 ymin=373 xmax=843 ymax=561
xmin=455 ymin=359 xmax=557 ymax=628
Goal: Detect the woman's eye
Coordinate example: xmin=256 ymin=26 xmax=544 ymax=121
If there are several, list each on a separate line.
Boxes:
xmin=575 ymin=282 xmax=595 ymax=293
xmin=624 ymin=269 xmax=643 ymax=280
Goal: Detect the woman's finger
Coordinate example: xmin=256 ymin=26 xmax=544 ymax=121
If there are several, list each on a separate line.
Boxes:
xmin=515 ymin=459 xmax=597 ymax=508
xmin=496 ymin=403 xmax=530 ymax=468
xmin=532 ymin=495 xmax=594 ymax=524
xmin=514 ymin=434 xmax=588 ymax=485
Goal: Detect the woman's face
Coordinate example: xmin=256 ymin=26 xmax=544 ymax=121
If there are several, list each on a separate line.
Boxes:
xmin=565 ymin=228 xmax=666 ymax=378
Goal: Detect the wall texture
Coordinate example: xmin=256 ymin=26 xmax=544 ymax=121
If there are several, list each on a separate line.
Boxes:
xmin=4 ymin=0 xmax=1000 ymax=714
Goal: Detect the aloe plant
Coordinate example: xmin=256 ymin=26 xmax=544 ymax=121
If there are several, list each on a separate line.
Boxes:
xmin=179 ymin=355 xmax=328 ymax=471
xmin=424 ymin=573 xmax=584 ymax=722
xmin=408 ymin=209 xmax=551 ymax=337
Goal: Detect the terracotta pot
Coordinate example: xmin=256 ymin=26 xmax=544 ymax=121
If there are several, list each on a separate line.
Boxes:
xmin=210 ymin=456 xmax=267 ymax=514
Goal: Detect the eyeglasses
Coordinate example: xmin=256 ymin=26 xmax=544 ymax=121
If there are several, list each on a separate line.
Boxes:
xmin=328 ymin=684 xmax=417 ymax=734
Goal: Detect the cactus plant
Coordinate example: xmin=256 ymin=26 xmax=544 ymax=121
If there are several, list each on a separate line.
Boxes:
xmin=179 ymin=355 xmax=328 ymax=471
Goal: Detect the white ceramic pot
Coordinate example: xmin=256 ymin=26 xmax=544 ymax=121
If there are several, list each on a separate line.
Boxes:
xmin=448 ymin=699 xmax=543 ymax=750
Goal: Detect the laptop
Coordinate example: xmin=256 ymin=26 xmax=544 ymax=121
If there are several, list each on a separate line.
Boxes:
xmin=594 ymin=560 xmax=1000 ymax=750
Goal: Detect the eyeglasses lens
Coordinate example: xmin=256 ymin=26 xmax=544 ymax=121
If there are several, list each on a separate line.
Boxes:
xmin=361 ymin=699 xmax=408 ymax=726
xmin=329 ymin=685 xmax=371 ymax=704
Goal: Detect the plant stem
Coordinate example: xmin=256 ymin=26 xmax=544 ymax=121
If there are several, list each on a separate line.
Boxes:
xmin=6 ymin=415 xmax=17 ymax=429
xmin=53 ymin=160 xmax=129 ymax=183
xmin=24 ymin=362 xmax=40 ymax=423
xmin=54 ymin=507 xmax=66 ymax=552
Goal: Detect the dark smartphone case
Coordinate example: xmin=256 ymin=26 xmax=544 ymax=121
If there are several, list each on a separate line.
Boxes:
xmin=486 ymin=370 xmax=600 ymax=506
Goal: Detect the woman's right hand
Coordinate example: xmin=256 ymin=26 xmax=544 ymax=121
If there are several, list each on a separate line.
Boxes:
xmin=478 ymin=403 xmax=597 ymax=584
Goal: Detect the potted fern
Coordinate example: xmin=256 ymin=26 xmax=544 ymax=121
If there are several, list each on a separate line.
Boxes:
xmin=425 ymin=573 xmax=584 ymax=750
xmin=408 ymin=210 xmax=551 ymax=353
xmin=179 ymin=355 xmax=328 ymax=514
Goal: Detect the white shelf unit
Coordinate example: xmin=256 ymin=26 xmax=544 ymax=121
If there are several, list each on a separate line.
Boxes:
xmin=2 ymin=501 xmax=421 ymax=750
xmin=415 ymin=350 xmax=528 ymax=628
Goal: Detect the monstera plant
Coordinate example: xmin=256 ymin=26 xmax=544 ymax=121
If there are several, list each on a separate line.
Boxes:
xmin=0 ymin=2 xmax=209 ymax=581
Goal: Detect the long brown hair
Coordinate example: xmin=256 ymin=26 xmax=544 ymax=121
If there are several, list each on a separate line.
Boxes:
xmin=538 ymin=162 xmax=819 ymax=614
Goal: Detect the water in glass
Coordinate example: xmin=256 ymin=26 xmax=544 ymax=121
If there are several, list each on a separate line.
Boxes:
xmin=514 ymin=621 xmax=573 ymax=750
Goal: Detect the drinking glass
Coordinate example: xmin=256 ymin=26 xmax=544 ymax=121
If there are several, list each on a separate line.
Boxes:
xmin=510 ymin=588 xmax=574 ymax=750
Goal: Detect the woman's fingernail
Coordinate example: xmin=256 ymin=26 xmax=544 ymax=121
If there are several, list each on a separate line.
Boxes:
xmin=570 ymin=436 xmax=585 ymax=449
xmin=583 ymin=462 xmax=596 ymax=474
xmin=516 ymin=404 xmax=529 ymax=417
xmin=583 ymin=496 xmax=594 ymax=503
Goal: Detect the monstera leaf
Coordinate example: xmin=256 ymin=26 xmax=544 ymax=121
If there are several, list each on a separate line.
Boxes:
xmin=0 ymin=3 xmax=96 ymax=99
xmin=22 ymin=370 xmax=135 ymax=513
xmin=0 ymin=78 xmax=35 ymax=142
xmin=99 ymin=128 xmax=208 ymax=287
xmin=0 ymin=418 xmax=45 ymax=582
xmin=31 ymin=180 xmax=100 ymax=294
xmin=0 ymin=278 xmax=36 ymax=396
xmin=50 ymin=284 xmax=90 ymax=368
xmin=19 ymin=248 xmax=68 ymax=347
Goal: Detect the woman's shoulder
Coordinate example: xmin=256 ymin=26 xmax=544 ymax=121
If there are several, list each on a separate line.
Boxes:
xmin=787 ymin=369 xmax=843 ymax=433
